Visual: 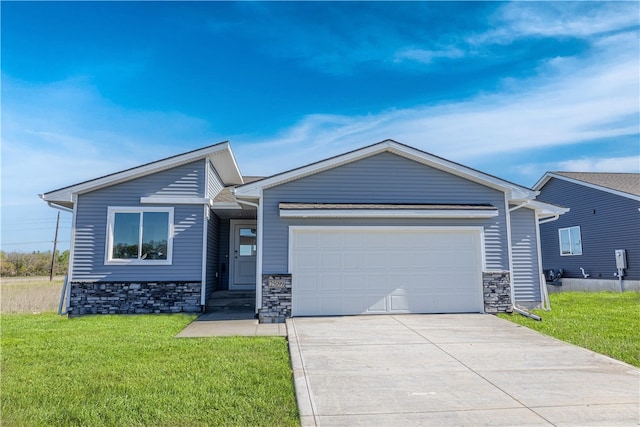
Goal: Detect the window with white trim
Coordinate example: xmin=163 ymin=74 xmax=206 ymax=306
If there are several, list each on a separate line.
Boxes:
xmin=559 ymin=226 xmax=582 ymax=256
xmin=106 ymin=207 xmax=174 ymax=265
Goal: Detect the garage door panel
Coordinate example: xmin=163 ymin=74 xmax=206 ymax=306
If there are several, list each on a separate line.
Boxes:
xmin=291 ymin=228 xmax=483 ymax=316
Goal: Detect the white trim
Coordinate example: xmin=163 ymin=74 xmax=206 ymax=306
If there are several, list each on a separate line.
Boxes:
xmin=504 ymin=193 xmax=517 ymax=308
xmin=256 ymin=190 xmax=264 ymax=313
xmin=558 ymin=225 xmax=583 ymax=256
xmin=140 ymin=197 xmax=212 ymax=205
xmin=104 ymin=206 xmax=175 ymax=266
xmin=42 ymin=142 xmax=243 ymax=205
xmin=235 ymin=140 xmax=535 ymax=200
xmin=211 ymin=202 xmax=243 ymax=209
xmin=200 ymin=205 xmax=209 ymax=307
xmin=67 ymin=194 xmax=79 ymax=282
xmin=279 ymin=208 xmax=498 ymax=219
xmin=228 ymin=219 xmax=258 ymax=290
xmin=535 ymin=214 xmax=550 ymax=310
xmin=534 ymin=172 xmax=640 ymax=201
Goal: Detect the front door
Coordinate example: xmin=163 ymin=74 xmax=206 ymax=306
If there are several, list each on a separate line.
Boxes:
xmin=229 ymin=220 xmax=257 ymax=290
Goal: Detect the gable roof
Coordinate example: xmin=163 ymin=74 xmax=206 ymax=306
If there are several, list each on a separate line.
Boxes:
xmin=41 ymin=141 xmax=243 ymax=209
xmin=534 ymin=172 xmax=640 ymax=201
xmin=234 ymin=139 xmax=536 ymax=200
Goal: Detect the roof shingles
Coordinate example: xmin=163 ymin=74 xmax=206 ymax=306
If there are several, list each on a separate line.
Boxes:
xmin=553 ymin=172 xmax=640 ymax=197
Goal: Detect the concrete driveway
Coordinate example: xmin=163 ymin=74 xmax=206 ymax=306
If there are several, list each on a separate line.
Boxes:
xmin=287 ymin=314 xmax=639 ymax=426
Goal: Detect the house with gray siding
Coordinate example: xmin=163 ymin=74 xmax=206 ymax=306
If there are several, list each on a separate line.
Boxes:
xmin=41 ymin=139 xmax=565 ymax=320
xmin=534 ymin=172 xmax=640 ymax=292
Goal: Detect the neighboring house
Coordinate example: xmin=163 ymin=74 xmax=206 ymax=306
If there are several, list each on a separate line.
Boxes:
xmin=534 ymin=172 xmax=640 ymax=292
xmin=41 ymin=139 xmax=565 ymax=321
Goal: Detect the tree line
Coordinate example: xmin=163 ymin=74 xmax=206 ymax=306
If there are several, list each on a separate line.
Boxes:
xmin=0 ymin=250 xmax=70 ymax=277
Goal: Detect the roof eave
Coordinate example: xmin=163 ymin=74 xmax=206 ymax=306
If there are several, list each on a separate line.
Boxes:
xmin=41 ymin=141 xmax=243 ymax=205
xmin=234 ymin=140 xmax=535 ymax=200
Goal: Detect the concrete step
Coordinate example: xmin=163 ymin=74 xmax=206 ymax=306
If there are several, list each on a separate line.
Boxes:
xmin=206 ymin=290 xmax=256 ymax=312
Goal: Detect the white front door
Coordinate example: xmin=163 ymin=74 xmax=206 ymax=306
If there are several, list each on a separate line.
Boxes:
xmin=229 ymin=220 xmax=257 ymax=290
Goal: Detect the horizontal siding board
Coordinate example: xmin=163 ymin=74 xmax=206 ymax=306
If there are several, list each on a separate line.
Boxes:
xmin=206 ymin=211 xmax=220 ymax=295
xmin=207 ymin=160 xmax=224 ymax=200
xmin=71 ymin=161 xmax=207 ymax=282
xmin=262 ymin=152 xmax=509 ymax=274
xmin=538 ymin=178 xmax=640 ymax=280
xmin=511 ymin=208 xmax=541 ymax=304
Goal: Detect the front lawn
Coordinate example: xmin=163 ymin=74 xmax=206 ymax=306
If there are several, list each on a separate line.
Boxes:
xmin=1 ymin=313 xmax=299 ymax=426
xmin=499 ymin=291 xmax=640 ymax=367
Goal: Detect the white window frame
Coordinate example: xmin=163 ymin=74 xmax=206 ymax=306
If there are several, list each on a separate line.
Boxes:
xmin=558 ymin=226 xmax=582 ymax=256
xmin=105 ymin=207 xmax=174 ymax=265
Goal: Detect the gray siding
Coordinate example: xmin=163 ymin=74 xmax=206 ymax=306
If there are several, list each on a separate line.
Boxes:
xmin=511 ymin=207 xmax=542 ymax=306
xmin=262 ymin=152 xmax=509 ymax=274
xmin=538 ymin=178 xmax=640 ymax=280
xmin=218 ymin=218 xmax=231 ymax=289
xmin=205 ymin=211 xmax=221 ymax=295
xmin=71 ymin=161 xmax=206 ymax=282
xmin=206 ymin=160 xmax=224 ymax=200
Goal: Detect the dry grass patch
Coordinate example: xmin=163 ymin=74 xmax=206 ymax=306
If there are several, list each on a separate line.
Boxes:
xmin=1 ymin=276 xmax=65 ymax=314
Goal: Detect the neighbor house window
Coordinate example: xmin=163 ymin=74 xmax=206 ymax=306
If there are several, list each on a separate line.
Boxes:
xmin=106 ymin=207 xmax=174 ymax=265
xmin=559 ymin=226 xmax=582 ymax=256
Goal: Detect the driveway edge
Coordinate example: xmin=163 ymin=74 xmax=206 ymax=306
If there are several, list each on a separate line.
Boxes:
xmin=286 ymin=318 xmax=317 ymax=427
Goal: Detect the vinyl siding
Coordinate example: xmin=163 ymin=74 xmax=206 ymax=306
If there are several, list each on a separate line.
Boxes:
xmin=262 ymin=152 xmax=509 ymax=274
xmin=205 ymin=211 xmax=221 ymax=295
xmin=511 ymin=207 xmax=542 ymax=306
xmin=71 ymin=161 xmax=206 ymax=282
xmin=218 ymin=218 xmax=231 ymax=289
xmin=538 ymin=178 xmax=640 ymax=280
xmin=206 ymin=160 xmax=224 ymax=200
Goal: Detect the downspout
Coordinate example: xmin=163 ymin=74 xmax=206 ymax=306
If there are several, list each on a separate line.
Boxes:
xmin=538 ymin=214 xmax=559 ymax=225
xmin=504 ymin=194 xmax=518 ymax=315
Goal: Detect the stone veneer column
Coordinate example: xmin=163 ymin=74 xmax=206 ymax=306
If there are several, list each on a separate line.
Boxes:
xmin=483 ymin=271 xmax=512 ymax=313
xmin=258 ymin=274 xmax=292 ymax=323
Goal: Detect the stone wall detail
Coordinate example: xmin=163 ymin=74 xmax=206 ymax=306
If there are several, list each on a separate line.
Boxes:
xmin=68 ymin=281 xmax=202 ymax=316
xmin=259 ymin=274 xmax=292 ymax=324
xmin=483 ymin=271 xmax=512 ymax=313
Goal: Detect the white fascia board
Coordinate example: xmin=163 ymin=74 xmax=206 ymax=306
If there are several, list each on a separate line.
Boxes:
xmin=534 ymin=172 xmax=640 ymax=201
xmin=211 ymin=202 xmax=243 ymax=209
xmin=140 ymin=197 xmax=213 ymax=205
xmin=41 ymin=142 xmax=239 ymax=204
xmin=280 ymin=208 xmax=498 ymax=219
xmin=235 ymin=140 xmax=535 ymax=199
xmin=517 ymin=199 xmax=570 ymax=217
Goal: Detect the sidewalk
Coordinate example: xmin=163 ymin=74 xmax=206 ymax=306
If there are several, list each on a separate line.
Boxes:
xmin=175 ymin=311 xmax=287 ymax=337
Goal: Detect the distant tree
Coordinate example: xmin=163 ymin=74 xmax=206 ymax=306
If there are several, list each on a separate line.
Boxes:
xmin=0 ymin=250 xmax=70 ymax=277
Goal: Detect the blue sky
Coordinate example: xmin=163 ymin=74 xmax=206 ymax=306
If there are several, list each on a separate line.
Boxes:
xmin=1 ymin=1 xmax=639 ymax=253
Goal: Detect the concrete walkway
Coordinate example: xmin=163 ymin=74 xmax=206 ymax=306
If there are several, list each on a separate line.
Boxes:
xmin=287 ymin=314 xmax=640 ymax=427
xmin=175 ymin=311 xmax=287 ymax=337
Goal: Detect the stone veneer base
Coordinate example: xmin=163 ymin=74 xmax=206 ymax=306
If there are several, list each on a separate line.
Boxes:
xmin=68 ymin=281 xmax=202 ymax=316
xmin=483 ymin=271 xmax=512 ymax=313
xmin=258 ymin=274 xmax=292 ymax=324
xmin=258 ymin=272 xmax=513 ymax=322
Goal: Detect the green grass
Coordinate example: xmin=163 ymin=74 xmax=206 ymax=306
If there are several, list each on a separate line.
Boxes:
xmin=499 ymin=291 xmax=640 ymax=367
xmin=1 ymin=313 xmax=299 ymax=426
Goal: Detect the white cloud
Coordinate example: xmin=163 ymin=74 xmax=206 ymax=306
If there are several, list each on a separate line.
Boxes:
xmin=555 ymin=156 xmax=640 ymax=173
xmin=235 ymin=31 xmax=638 ymax=177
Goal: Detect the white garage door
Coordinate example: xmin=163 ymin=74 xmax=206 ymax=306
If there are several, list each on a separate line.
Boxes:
xmin=290 ymin=227 xmax=484 ymax=316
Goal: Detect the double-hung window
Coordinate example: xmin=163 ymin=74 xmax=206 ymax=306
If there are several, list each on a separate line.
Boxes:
xmin=559 ymin=226 xmax=582 ymax=256
xmin=106 ymin=207 xmax=174 ymax=265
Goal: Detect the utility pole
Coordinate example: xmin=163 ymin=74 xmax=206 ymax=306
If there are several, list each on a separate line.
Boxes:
xmin=49 ymin=211 xmax=60 ymax=281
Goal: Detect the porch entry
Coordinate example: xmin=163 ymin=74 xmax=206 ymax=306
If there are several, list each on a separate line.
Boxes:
xmin=229 ymin=220 xmax=257 ymax=290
